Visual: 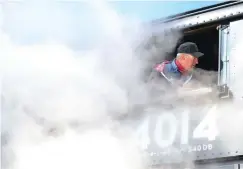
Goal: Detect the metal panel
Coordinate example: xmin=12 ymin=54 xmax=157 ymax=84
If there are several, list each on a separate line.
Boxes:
xmin=228 ymin=19 xmax=243 ymax=101
xmin=123 ymin=101 xmax=243 ymax=166
xmin=151 ymin=2 xmax=243 ymax=34
xmin=153 ymin=1 xmax=237 ymax=23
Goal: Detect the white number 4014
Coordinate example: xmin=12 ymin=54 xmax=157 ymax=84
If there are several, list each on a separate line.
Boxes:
xmin=135 ymin=105 xmax=219 ymax=149
xmin=193 ymin=105 xmax=219 ymax=141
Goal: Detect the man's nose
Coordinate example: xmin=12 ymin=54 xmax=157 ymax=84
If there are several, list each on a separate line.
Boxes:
xmin=194 ymin=58 xmax=198 ymax=64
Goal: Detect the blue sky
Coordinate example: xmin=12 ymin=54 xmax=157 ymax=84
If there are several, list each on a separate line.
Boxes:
xmin=111 ymin=1 xmax=223 ymax=21
xmin=2 ymin=1 xmax=224 ymax=48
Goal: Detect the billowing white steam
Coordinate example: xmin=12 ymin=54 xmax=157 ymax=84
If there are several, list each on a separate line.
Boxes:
xmin=12 ymin=129 xmax=146 ymax=169
xmin=0 ymin=1 xmax=180 ymax=169
xmin=3 ymin=1 xmax=243 ymax=169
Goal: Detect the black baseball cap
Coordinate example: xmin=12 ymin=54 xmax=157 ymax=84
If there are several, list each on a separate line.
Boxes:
xmin=177 ymin=42 xmax=204 ymax=58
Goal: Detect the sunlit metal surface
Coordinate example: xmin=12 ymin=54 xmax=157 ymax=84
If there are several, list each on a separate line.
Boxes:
xmin=151 ymin=2 xmax=243 ymax=33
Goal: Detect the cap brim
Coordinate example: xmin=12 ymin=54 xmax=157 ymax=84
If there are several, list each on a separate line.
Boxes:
xmin=192 ymin=52 xmax=204 ymax=58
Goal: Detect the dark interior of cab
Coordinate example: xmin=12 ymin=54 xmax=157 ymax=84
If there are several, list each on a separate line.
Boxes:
xmin=171 ymin=25 xmax=221 ymax=72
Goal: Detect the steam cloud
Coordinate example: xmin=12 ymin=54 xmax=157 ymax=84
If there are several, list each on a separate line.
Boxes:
xmin=2 ymin=1 xmax=243 ymax=169
xmin=1 ymin=1 xmax=181 ymax=169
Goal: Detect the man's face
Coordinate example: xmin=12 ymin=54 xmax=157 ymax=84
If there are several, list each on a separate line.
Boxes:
xmin=177 ymin=53 xmax=198 ymax=71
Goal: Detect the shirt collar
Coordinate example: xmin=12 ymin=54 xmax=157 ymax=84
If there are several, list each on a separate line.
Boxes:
xmin=165 ymin=59 xmax=180 ymax=74
xmin=171 ymin=59 xmax=179 ymax=72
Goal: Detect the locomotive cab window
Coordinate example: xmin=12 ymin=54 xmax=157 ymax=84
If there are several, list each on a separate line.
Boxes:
xmin=167 ymin=25 xmax=220 ymax=82
xmin=167 ymin=24 xmax=231 ymax=98
xmin=182 ymin=25 xmax=220 ymax=72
